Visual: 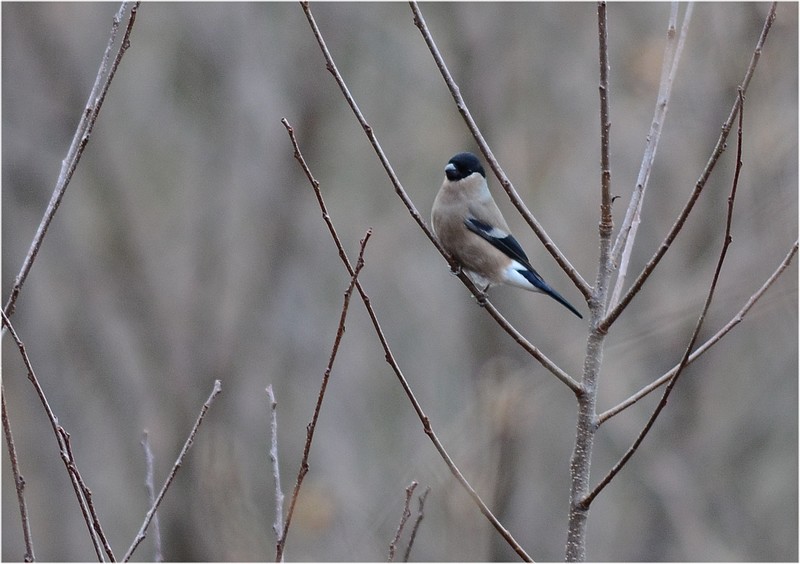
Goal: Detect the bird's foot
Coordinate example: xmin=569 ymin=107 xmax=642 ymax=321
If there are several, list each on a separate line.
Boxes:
xmin=475 ymin=285 xmax=490 ymax=307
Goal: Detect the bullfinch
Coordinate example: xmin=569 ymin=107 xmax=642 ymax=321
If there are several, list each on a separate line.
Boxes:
xmin=432 ymin=152 xmax=583 ymax=319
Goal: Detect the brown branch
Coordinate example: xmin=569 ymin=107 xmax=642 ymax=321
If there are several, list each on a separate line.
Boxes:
xmin=404 ymin=486 xmax=430 ymax=562
xmin=123 ymin=380 xmax=223 ymax=562
xmin=597 ymin=239 xmax=799 ymax=425
xmin=600 ymin=1 xmax=778 ymax=332
xmin=2 ymin=1 xmax=140 ymax=325
xmin=2 ymin=310 xmax=114 ymax=561
xmin=297 ymin=4 xmax=580 ymax=393
xmin=388 ymin=481 xmax=418 ymax=562
xmin=2 ymin=385 xmax=35 ymax=562
xmin=582 ymin=88 xmax=748 ymax=509
xmin=282 ymin=118 xmax=533 ymax=561
xmin=276 ymin=231 xmax=371 ymax=562
xmin=408 ymin=1 xmax=591 ymax=300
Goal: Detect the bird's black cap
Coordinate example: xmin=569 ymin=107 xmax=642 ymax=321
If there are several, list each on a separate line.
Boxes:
xmin=445 ymin=152 xmax=486 ymax=181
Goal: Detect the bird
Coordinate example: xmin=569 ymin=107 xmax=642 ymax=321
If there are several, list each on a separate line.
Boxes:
xmin=431 ymin=151 xmax=583 ymax=319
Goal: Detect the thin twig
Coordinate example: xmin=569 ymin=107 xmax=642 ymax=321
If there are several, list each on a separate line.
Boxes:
xmin=140 ymin=431 xmax=163 ymax=562
xmin=388 ymin=482 xmax=417 ymax=562
xmin=404 ymin=486 xmax=430 ymax=562
xmin=123 ymin=380 xmax=223 ymax=562
xmin=408 ymin=1 xmax=591 ymax=299
xmin=582 ymin=88 xmax=747 ymax=509
xmin=600 ymin=2 xmax=778 ymax=332
xmin=2 ymin=386 xmax=35 ymax=562
xmin=2 ymin=1 xmax=140 ymax=326
xmin=1 ymin=311 xmax=114 ymax=561
xmin=282 ymin=118 xmax=532 ymax=561
xmin=276 ymin=231 xmax=371 ymax=562
xmin=597 ymin=239 xmax=799 ymax=425
xmin=607 ymin=3 xmax=694 ymax=311
xmin=297 ymin=4 xmax=580 ymax=393
xmin=265 ymin=384 xmax=286 ymax=559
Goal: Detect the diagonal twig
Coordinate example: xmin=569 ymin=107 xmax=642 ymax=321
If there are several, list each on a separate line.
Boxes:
xmin=124 ymin=380 xmax=223 ymax=562
xmin=597 ymin=239 xmax=799 ymax=425
xmin=388 ymin=481 xmax=417 ymax=562
xmin=275 ymin=231 xmax=371 ymax=562
xmin=607 ymin=3 xmax=694 ymax=311
xmin=3 ymin=1 xmax=140 ymax=326
xmin=408 ymin=1 xmax=591 ymax=300
xmin=282 ymin=118 xmax=533 ymax=561
xmin=404 ymin=485 xmax=430 ymax=562
xmin=298 ymin=3 xmax=580 ymax=394
xmin=2 ymin=311 xmax=115 ymax=561
xmin=582 ymin=88 xmax=748 ymax=508
xmin=600 ymin=2 xmax=778 ymax=332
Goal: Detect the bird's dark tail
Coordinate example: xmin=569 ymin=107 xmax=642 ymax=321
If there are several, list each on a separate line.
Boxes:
xmin=520 ymin=270 xmax=584 ymax=319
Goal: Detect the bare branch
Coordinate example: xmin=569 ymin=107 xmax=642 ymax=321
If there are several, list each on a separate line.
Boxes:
xmin=140 ymin=432 xmax=163 ymax=562
xmin=265 ymin=385 xmax=285 ymax=560
xmin=388 ymin=482 xmax=417 ymax=562
xmin=583 ymin=88 xmax=748 ymax=508
xmin=282 ymin=118 xmax=532 ymax=561
xmin=1 ymin=311 xmax=114 ymax=561
xmin=404 ymin=486 xmax=430 ymax=562
xmin=408 ymin=1 xmax=591 ymax=300
xmin=2 ymin=386 xmax=35 ymax=562
xmin=564 ymin=4 xmax=613 ymax=560
xmin=600 ymin=2 xmax=778 ymax=332
xmin=607 ymin=3 xmax=694 ymax=311
xmin=2 ymin=1 xmax=140 ymax=326
xmin=295 ymin=6 xmax=580 ymax=392
xmin=124 ymin=380 xmax=223 ymax=562
xmin=599 ymin=239 xmax=798 ymax=425
xmin=276 ymin=232 xmax=371 ymax=562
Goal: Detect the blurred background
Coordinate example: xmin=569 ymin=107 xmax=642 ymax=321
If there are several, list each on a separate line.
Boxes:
xmin=2 ymin=2 xmax=797 ymax=561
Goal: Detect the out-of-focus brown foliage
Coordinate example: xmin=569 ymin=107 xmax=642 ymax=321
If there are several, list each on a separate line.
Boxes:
xmin=2 ymin=3 xmax=796 ymax=561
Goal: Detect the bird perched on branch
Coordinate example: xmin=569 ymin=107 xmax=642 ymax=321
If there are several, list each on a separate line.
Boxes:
xmin=432 ymin=151 xmax=583 ymax=319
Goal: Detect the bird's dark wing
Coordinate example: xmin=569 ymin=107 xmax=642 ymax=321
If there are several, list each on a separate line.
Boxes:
xmin=464 ymin=217 xmax=532 ymax=268
xmin=466 ymin=217 xmax=583 ymax=319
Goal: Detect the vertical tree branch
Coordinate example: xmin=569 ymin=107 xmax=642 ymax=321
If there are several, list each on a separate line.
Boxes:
xmin=583 ymin=89 xmax=748 ymax=507
xmin=265 ymin=385 xmax=285 ymax=560
xmin=140 ymin=431 xmax=163 ymax=562
xmin=565 ymin=4 xmax=613 ymax=561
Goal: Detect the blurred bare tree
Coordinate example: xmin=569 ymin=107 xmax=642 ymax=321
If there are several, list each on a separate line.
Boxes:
xmin=2 ymin=2 xmax=797 ymax=561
